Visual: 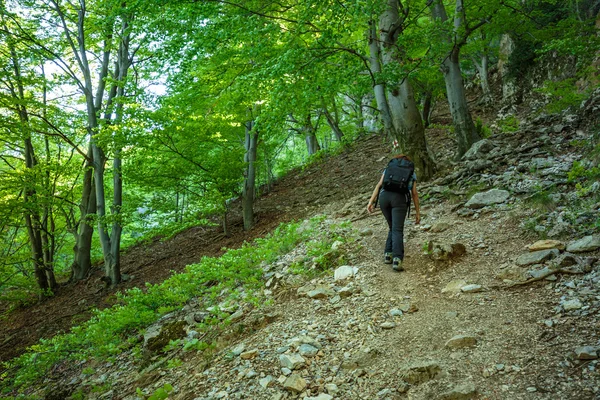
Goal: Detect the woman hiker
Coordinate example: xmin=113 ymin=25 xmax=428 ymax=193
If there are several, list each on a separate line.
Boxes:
xmin=366 ymin=152 xmax=421 ymax=271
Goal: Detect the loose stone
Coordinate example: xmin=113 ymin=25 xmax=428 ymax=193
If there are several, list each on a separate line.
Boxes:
xmin=445 ymin=335 xmax=478 ymax=349
xmin=279 ymin=353 xmax=306 ymax=370
xmin=575 ymin=346 xmax=598 ymax=360
xmin=240 ymin=349 xmax=259 ymax=360
xmin=283 ymin=374 xmax=307 ymax=393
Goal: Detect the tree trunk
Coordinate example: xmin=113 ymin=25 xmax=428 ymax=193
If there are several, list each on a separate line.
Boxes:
xmin=222 ymin=199 xmax=230 ymax=237
xmin=474 ymin=53 xmax=492 ymax=104
xmin=6 ymin=35 xmax=54 ymax=295
xmin=376 ymin=0 xmax=436 ymax=179
xmin=367 ymin=20 xmax=394 ymax=138
xmin=422 ymin=92 xmax=433 ymax=128
xmin=72 ymin=155 xmax=95 ymax=281
xmin=430 ymin=0 xmax=480 ymax=158
xmin=442 ymin=51 xmax=480 ymax=156
xmin=322 ymin=105 xmax=344 ymax=141
xmin=498 ymin=34 xmax=520 ymax=104
xmin=303 ymin=114 xmax=321 ymax=155
xmin=242 ymin=121 xmax=258 ymax=231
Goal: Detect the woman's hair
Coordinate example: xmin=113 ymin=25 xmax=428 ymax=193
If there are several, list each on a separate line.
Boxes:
xmin=392 ymin=153 xmax=412 ymax=161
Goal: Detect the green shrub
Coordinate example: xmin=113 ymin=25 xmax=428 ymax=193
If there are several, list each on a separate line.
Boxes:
xmin=1 ymin=217 xmax=351 ymax=395
xmin=498 ymin=115 xmax=520 ymax=134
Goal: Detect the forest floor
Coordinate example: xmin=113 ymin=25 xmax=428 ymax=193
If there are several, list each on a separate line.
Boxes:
xmin=3 ymin=105 xmax=600 ymax=399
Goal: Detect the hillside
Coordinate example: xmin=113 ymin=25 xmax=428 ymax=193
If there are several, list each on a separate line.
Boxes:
xmin=2 ymin=91 xmax=599 ymax=399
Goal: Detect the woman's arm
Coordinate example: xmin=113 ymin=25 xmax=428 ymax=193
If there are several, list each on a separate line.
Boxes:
xmin=411 ymin=182 xmax=421 ymax=224
xmin=367 ymin=174 xmax=384 ymax=213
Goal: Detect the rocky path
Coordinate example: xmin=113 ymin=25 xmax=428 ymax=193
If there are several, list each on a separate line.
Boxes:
xmin=113 ymin=193 xmax=599 ymax=400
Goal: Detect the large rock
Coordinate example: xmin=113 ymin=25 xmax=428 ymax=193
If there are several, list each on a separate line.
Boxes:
xmin=463 ymin=139 xmax=494 ymax=160
xmin=527 ymin=240 xmax=565 ymax=252
xmin=465 ymin=189 xmax=510 ymax=209
xmin=431 ymin=242 xmax=467 ymax=261
xmin=516 ymin=249 xmax=559 ymax=266
xmin=283 ymin=374 xmax=307 ymax=393
xmin=567 ymin=236 xmax=600 ymax=253
xmin=399 ymin=361 xmax=442 ymax=385
xmin=143 ymin=319 xmax=186 ymax=353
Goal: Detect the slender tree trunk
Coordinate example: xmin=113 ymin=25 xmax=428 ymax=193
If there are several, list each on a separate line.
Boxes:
xmin=430 ymin=0 xmax=480 ymax=158
xmin=422 ymin=92 xmax=433 ymax=128
xmin=222 ymin=199 xmax=230 ymax=237
xmin=72 ymin=154 xmax=95 ymax=281
xmin=367 ymin=21 xmax=394 ymax=138
xmin=6 ymin=35 xmax=53 ymax=295
xmin=474 ymin=54 xmax=492 ymax=104
xmin=242 ymin=121 xmax=258 ymax=231
xmin=322 ymin=105 xmax=344 ymax=141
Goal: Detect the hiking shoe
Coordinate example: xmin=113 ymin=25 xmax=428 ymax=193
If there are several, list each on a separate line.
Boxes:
xmin=392 ymin=258 xmax=404 ymax=272
xmin=384 ymin=253 xmax=393 ymax=264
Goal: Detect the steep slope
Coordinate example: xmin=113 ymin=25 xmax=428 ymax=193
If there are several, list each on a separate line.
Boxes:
xmin=22 ymin=108 xmax=600 ymax=400
xmin=0 ymin=135 xmax=390 ymax=363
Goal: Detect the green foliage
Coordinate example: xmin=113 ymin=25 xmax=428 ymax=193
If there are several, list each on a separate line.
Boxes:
xmin=568 ymin=161 xmax=600 ymax=182
xmin=497 ymin=115 xmax=520 ymax=134
xmin=475 ymin=118 xmax=492 ymax=138
xmin=536 ymin=79 xmax=591 ymax=114
xmin=137 ymin=384 xmax=173 ymax=400
xmin=1 ymin=217 xmax=342 ymax=393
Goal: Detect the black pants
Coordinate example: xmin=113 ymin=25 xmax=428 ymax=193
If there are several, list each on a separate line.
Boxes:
xmin=379 ymin=190 xmax=409 ymax=260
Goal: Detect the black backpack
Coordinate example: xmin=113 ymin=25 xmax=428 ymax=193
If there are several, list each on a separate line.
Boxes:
xmin=382 ymin=158 xmax=414 ymax=194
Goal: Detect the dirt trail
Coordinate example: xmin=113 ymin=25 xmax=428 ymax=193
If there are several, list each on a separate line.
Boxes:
xmin=128 ymin=185 xmax=599 ymax=399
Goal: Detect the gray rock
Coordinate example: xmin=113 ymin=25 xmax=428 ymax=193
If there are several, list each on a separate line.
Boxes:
xmin=439 ymin=383 xmax=477 ymax=400
xmin=465 ymin=189 xmax=510 ymax=209
xmin=399 ymin=361 xmax=442 ymax=385
xmin=231 ymin=343 xmax=246 ymax=356
xmin=283 ymin=374 xmax=307 ymax=393
xmin=431 ymin=222 xmax=451 ymax=233
xmin=359 ymin=228 xmax=374 ymax=236
xmin=431 ymin=242 xmax=467 ymax=261
xmin=575 ymin=346 xmax=598 ymax=360
xmin=143 ymin=319 xmax=186 ymax=353
xmin=516 ymin=249 xmax=559 ymax=266
xmin=461 ymin=284 xmax=483 ymax=293
xmin=279 ymin=353 xmax=306 ymax=370
xmin=567 ymin=236 xmax=600 ymax=253
xmin=304 ymin=395 xmax=333 ymax=400
xmin=259 ymin=375 xmax=275 ymax=388
xmin=463 ymin=139 xmax=494 ymax=160
xmin=389 ymin=308 xmax=404 ymax=317
xmin=562 ymin=299 xmax=583 ymax=311
xmin=298 ymin=344 xmax=319 ymax=357
xmin=307 ymin=286 xmax=336 ymax=299
xmin=325 ymin=383 xmax=339 ymax=395
xmin=380 ymin=322 xmax=397 ymax=329
xmin=445 ymin=335 xmax=478 ymax=349
xmin=442 ymin=280 xmax=468 ymax=294
xmin=334 ymin=266 xmax=358 ymax=281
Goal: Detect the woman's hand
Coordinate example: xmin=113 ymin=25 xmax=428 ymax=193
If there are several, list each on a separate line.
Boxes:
xmin=367 ymin=202 xmax=374 ymax=214
xmin=415 ymin=212 xmax=421 ymax=225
